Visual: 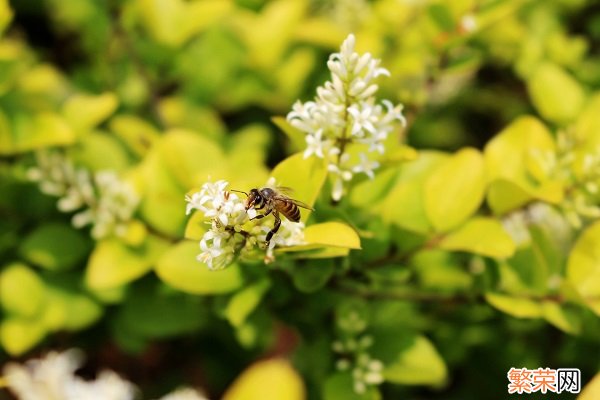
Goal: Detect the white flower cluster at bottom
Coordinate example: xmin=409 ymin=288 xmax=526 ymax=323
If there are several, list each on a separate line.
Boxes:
xmin=185 ymin=180 xmax=305 ymax=269
xmin=2 ymin=349 xmax=208 ymax=400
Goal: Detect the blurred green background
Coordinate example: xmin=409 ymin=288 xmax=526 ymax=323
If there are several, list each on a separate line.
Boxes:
xmin=1 ymin=0 xmax=600 ymax=399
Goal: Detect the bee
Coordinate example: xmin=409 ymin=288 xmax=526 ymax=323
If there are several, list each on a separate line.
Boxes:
xmin=233 ymin=187 xmax=313 ymax=245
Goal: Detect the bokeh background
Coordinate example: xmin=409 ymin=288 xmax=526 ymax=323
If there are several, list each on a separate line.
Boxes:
xmin=1 ymin=0 xmax=600 ymax=399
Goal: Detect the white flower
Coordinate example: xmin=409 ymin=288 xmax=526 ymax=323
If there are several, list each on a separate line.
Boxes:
xmin=286 ymin=34 xmax=405 ymax=200
xmin=352 ymin=154 xmax=380 ymax=179
xmin=347 ymin=102 xmax=377 ymax=138
xmin=304 ymin=129 xmax=329 ymax=159
xmin=158 ymin=387 xmax=209 ymax=400
xmin=28 ymin=152 xmax=139 ymax=240
xmin=328 ymin=162 xmax=353 ymax=201
xmin=3 ymin=349 xmax=136 ymax=400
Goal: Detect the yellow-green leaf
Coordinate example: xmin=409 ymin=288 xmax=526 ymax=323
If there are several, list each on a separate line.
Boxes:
xmin=579 ymin=373 xmax=600 ymax=400
xmin=528 ymin=62 xmax=586 ymax=125
xmin=484 ymin=117 xmax=562 ymax=213
xmin=155 ymin=241 xmax=243 ymax=295
xmin=381 ymin=151 xmax=447 ymax=233
xmin=159 ymin=129 xmax=226 ymax=189
xmin=541 ymin=302 xmax=580 ymax=335
xmin=42 ymin=285 xmax=103 ymax=332
xmin=19 ymin=223 xmax=90 ymax=271
xmin=424 ymin=148 xmax=485 ymax=232
xmin=270 ymin=152 xmax=327 ymax=216
xmin=0 ymin=112 xmax=75 ymax=155
xmin=62 ymin=92 xmax=118 ymax=133
xmin=485 ymin=292 xmax=543 ymax=318
xmin=138 ymin=149 xmax=187 ymax=237
xmin=439 ymin=217 xmax=515 ymax=258
xmin=109 ymin=114 xmax=160 ymax=157
xmin=0 ymin=317 xmax=46 ymax=356
xmin=272 ymin=116 xmax=305 ymax=152
xmin=0 ymin=263 xmax=46 ymax=318
xmin=383 ymin=335 xmax=448 ymax=386
xmin=222 ymin=358 xmax=306 ymax=400
xmin=85 ymin=236 xmax=169 ymax=290
xmin=0 ymin=0 xmax=13 ymax=35
xmin=224 ymin=279 xmax=271 ymax=327
xmin=567 ymin=221 xmax=600 ymax=315
xmin=302 ymin=222 xmax=361 ymax=249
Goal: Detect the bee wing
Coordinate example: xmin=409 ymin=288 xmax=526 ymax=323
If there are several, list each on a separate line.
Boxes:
xmin=275 ymin=186 xmax=294 ymax=195
xmin=288 ymin=197 xmax=315 ymax=211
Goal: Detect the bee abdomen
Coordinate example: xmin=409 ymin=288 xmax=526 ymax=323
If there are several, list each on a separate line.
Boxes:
xmin=281 ymin=202 xmax=301 ymax=222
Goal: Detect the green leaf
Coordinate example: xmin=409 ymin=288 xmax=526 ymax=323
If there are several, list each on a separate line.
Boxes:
xmin=19 ymin=223 xmax=90 ymax=271
xmin=541 ymin=302 xmax=581 ymax=335
xmin=85 ymin=235 xmax=169 ymax=290
xmin=424 ymin=148 xmax=485 ymax=232
xmin=381 ymin=151 xmax=447 ymax=233
xmin=138 ymin=149 xmax=187 ymax=237
xmin=486 ymin=179 xmax=535 ymax=215
xmin=381 ymin=335 xmax=448 ymax=386
xmin=271 ymin=152 xmax=328 ymax=216
xmin=323 ymin=372 xmax=381 ymax=400
xmin=484 ymin=116 xmax=562 ymax=213
xmin=411 ymin=250 xmax=472 ymax=291
xmin=439 ymin=217 xmax=516 ymax=258
xmin=62 ymin=92 xmax=118 ymax=132
xmin=272 ymin=116 xmax=306 ymax=152
xmin=109 ymin=114 xmax=160 ymax=157
xmin=114 ymin=283 xmax=205 ymax=339
xmin=138 ymin=0 xmax=233 ymax=46
xmin=485 ymin=292 xmax=543 ymax=318
xmin=427 ymin=3 xmax=455 ymax=32
xmin=42 ymin=281 xmax=103 ymax=331
xmin=0 ymin=263 xmax=46 ymax=317
xmin=291 ymin=259 xmax=335 ymax=293
xmin=575 ymin=92 xmax=600 ymax=150
xmin=527 ymin=62 xmax=586 ymax=125
xmin=567 ymin=220 xmax=600 ymax=315
xmin=0 ymin=0 xmax=13 ymax=35
xmin=71 ymin=131 xmax=131 ymax=171
xmin=0 ymin=112 xmax=75 ymax=155
xmin=155 ymin=241 xmax=244 ymax=294
xmin=184 ymin=209 xmax=207 ymax=241
xmin=303 ymin=222 xmax=361 ymax=249
xmin=222 ymin=358 xmax=306 ymax=400
xmin=159 ymin=129 xmax=226 ymax=189
xmin=579 ymin=373 xmax=600 ymax=400
xmin=239 ymin=0 xmax=307 ymax=71
xmin=224 ymin=279 xmax=271 ymax=327
xmin=0 ymin=317 xmax=47 ymax=355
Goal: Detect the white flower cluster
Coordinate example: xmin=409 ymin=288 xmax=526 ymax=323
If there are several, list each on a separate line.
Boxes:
xmin=528 ymin=132 xmax=600 ymax=228
xmin=27 ymin=151 xmax=139 ymax=239
xmin=332 ymin=334 xmax=384 ymax=394
xmin=1 ymin=349 xmax=210 ymax=400
xmin=185 ymin=180 xmax=305 ymax=269
xmin=287 ymin=34 xmax=406 ymax=200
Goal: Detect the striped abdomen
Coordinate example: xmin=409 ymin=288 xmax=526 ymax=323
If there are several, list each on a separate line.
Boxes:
xmin=276 ymin=200 xmax=301 ymax=222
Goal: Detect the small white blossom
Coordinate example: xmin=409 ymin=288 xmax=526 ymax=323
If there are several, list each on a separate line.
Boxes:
xmin=28 ymin=151 xmax=139 ymax=240
xmin=304 ymin=129 xmax=329 ymax=159
xmin=186 ymin=179 xmax=308 ymax=269
xmin=158 ymin=388 xmax=209 ymax=400
xmin=352 ymin=154 xmax=380 ymax=179
xmin=2 ymin=349 xmax=136 ymax=400
xmin=287 ymin=34 xmax=405 ymax=200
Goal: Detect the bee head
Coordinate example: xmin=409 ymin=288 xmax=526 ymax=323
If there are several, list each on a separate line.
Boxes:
xmin=245 ymin=188 xmax=261 ymax=210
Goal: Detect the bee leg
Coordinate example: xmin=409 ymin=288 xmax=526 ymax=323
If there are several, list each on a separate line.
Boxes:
xmin=249 ymin=209 xmax=271 ymax=221
xmin=265 ymin=212 xmax=281 ymax=245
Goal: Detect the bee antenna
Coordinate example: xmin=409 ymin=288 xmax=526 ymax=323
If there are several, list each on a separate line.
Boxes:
xmin=230 ymin=189 xmax=249 ymax=196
